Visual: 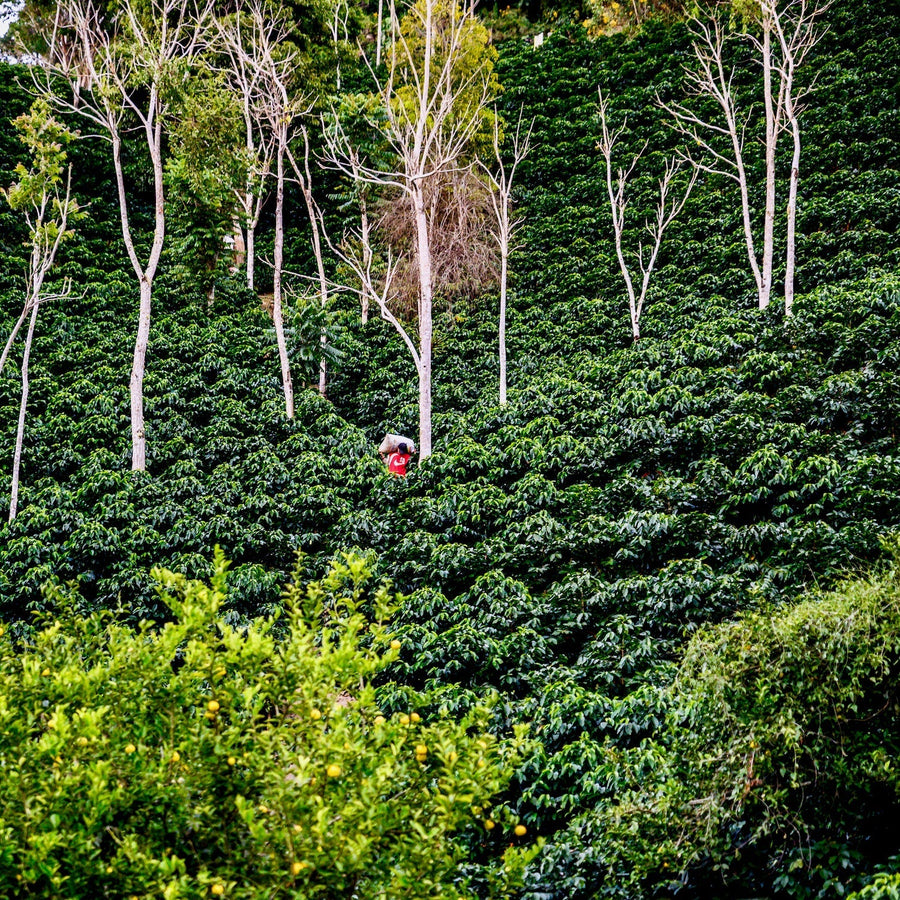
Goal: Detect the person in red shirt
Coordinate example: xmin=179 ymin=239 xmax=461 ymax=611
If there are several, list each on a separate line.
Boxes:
xmin=387 ymin=442 xmax=411 ymax=476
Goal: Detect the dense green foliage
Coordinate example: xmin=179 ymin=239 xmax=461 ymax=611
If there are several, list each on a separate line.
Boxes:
xmin=0 ymin=550 xmax=533 ymax=898
xmin=561 ymin=543 xmax=900 ymax=898
xmin=1 ymin=0 xmax=900 ymax=894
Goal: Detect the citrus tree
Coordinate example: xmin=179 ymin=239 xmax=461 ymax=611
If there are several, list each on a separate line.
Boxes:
xmin=0 ymin=549 xmax=535 ymax=898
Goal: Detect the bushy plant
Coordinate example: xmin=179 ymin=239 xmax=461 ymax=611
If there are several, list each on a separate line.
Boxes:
xmin=542 ymin=542 xmax=900 ymax=898
xmin=0 ymin=550 xmax=535 ymax=898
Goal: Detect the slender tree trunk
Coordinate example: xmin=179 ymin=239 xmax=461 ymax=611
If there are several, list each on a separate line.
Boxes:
xmin=761 ymin=20 xmax=776 ymax=310
xmin=291 ymin=136 xmax=330 ymax=397
xmin=111 ymin=99 xmax=165 ymax=472
xmin=376 ymin=0 xmax=384 ymax=67
xmin=273 ymin=145 xmax=294 ymax=418
xmin=498 ymin=245 xmax=508 ymax=404
xmin=246 ymin=221 xmax=256 ymax=292
xmin=785 ymin=107 xmax=800 ymax=317
xmin=9 ymin=298 xmax=39 ymax=522
xmin=130 ymin=277 xmax=151 ymax=471
xmin=413 ymin=183 xmax=433 ymax=459
xmin=360 ymin=193 xmax=371 ymax=324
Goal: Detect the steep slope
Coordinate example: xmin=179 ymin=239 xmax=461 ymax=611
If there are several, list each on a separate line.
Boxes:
xmin=0 ymin=0 xmax=899 ymax=893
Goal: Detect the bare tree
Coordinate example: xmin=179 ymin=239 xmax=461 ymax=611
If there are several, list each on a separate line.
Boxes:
xmin=1 ymin=99 xmax=80 ymax=520
xmin=327 ymin=0 xmax=351 ymax=91
xmin=216 ymin=6 xmax=277 ymax=293
xmin=286 ymin=127 xmax=332 ymax=397
xmin=218 ymin=3 xmax=298 ymax=418
xmin=662 ymin=9 xmax=770 ymax=309
xmin=478 ymin=108 xmax=533 ymax=405
xmin=41 ymin=0 xmax=210 ymax=471
xmin=220 ymin=1 xmax=338 ymax=407
xmin=322 ymin=0 xmax=497 ymax=459
xmin=765 ymin=0 xmax=829 ymax=315
xmin=663 ymin=0 xmax=828 ymax=315
xmin=598 ymin=88 xmax=696 ymax=342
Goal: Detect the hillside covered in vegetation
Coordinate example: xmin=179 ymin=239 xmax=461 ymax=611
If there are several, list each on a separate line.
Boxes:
xmin=1 ymin=0 xmax=900 ymax=895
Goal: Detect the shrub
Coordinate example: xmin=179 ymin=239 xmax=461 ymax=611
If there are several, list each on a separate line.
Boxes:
xmin=546 ymin=541 xmax=900 ymax=898
xmin=0 ymin=550 xmax=535 ymax=899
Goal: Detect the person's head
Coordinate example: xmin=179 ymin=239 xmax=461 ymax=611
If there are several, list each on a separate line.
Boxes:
xmin=398 ymin=442 xmax=408 ymax=454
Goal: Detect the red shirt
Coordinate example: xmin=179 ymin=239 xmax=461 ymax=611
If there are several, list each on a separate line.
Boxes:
xmin=388 ymin=451 xmax=410 ymax=475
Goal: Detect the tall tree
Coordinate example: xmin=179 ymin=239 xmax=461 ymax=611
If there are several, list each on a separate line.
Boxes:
xmin=285 ymin=127 xmax=332 ymax=397
xmin=597 ymin=88 xmax=696 ymax=342
xmin=216 ymin=4 xmax=278 ymax=293
xmin=218 ymin=0 xmax=319 ymax=418
xmin=663 ymin=0 xmax=828 ymax=315
xmin=41 ymin=0 xmax=211 ymax=471
xmin=1 ymin=99 xmax=80 ymax=520
xmin=219 ymin=0 xmax=339 ymax=405
xmin=323 ymin=0 xmax=498 ymax=459
xmin=478 ymin=108 xmax=533 ymax=405
xmin=764 ymin=0 xmax=829 ymax=315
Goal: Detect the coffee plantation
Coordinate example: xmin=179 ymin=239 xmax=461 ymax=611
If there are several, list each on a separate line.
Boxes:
xmin=1 ymin=0 xmax=900 ymax=895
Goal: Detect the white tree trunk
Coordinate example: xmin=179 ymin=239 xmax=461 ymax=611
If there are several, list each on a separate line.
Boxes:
xmin=784 ymin=112 xmax=800 ymax=318
xmin=9 ymin=299 xmax=39 ymax=522
xmin=376 ymin=0 xmax=384 ymax=67
xmin=272 ymin=146 xmax=294 ymax=418
xmin=130 ymin=277 xmax=151 ymax=471
xmin=246 ymin=223 xmax=256 ymax=292
xmin=288 ymin=136 xmax=331 ymax=397
xmin=498 ymin=247 xmax=508 ymax=405
xmin=360 ymin=193 xmax=371 ymax=324
xmin=413 ymin=183 xmax=433 ymax=460
xmin=760 ymin=20 xmax=776 ymax=310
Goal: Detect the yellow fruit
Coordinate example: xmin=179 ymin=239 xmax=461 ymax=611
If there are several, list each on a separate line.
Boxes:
xmin=207 ymin=700 xmax=220 ymax=713
xmin=374 ymin=715 xmax=386 ymax=725
xmin=211 ymin=885 xmax=225 ymax=896
xmin=41 ymin=668 xmax=51 ymax=677
xmin=326 ymin=764 xmax=342 ymax=778
xmin=172 ymin=750 xmax=181 ymax=763
xmin=514 ymin=824 xmax=527 ymax=836
xmin=410 ymin=712 xmax=421 ymax=723
xmin=227 ymin=757 xmax=236 ymax=766
xmin=484 ymin=819 xmax=495 ymax=830
xmin=448 ymin=751 xmax=458 ymax=762
xmin=415 ymin=744 xmax=428 ymax=756
xmin=390 ymin=639 xmax=401 ymax=650
xmin=77 ymin=736 xmax=89 ymax=746
xmin=125 ymin=744 xmax=136 ymax=754
xmin=399 ymin=714 xmax=410 ymax=725
xmin=310 ymin=708 xmax=322 ymax=720
xmin=291 ymin=861 xmax=306 ymax=875
xmin=477 ymin=759 xmax=486 ymax=768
